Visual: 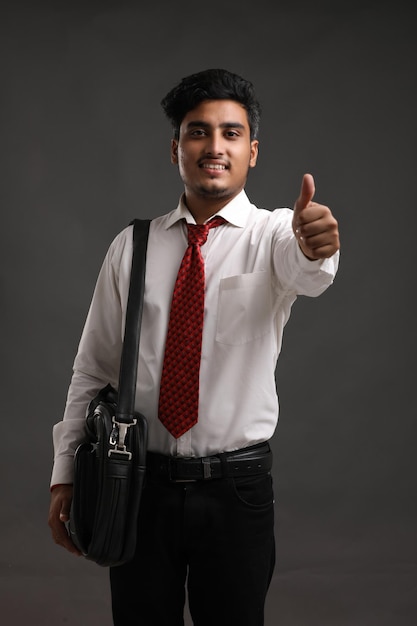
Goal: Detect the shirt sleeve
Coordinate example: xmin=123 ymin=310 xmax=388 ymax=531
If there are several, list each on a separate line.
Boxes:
xmin=50 ymin=227 xmax=132 ymax=486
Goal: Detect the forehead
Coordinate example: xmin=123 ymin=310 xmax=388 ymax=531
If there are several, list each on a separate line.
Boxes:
xmin=180 ymin=99 xmax=250 ymax=130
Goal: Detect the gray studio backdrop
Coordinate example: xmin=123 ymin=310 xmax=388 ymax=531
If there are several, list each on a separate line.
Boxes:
xmin=1 ymin=1 xmax=416 ymax=625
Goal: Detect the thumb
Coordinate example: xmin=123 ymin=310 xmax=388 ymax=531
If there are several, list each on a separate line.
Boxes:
xmin=59 ymin=499 xmax=71 ymax=522
xmin=294 ymin=173 xmax=315 ymax=213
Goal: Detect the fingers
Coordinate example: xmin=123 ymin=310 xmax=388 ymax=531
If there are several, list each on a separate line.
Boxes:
xmin=293 ymin=174 xmax=340 ymax=260
xmin=295 ymin=207 xmax=340 ymax=259
xmin=48 ymin=486 xmax=82 ymax=557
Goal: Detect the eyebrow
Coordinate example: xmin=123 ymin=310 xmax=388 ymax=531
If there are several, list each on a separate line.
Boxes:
xmin=186 ymin=121 xmax=246 ymax=130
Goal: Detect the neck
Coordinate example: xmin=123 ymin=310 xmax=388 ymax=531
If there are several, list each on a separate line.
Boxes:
xmin=184 ymin=191 xmax=239 ymax=224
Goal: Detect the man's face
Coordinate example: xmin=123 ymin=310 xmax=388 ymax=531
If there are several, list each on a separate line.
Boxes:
xmin=171 ymin=99 xmax=258 ymax=206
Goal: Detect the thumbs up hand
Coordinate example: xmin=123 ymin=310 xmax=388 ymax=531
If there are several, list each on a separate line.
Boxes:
xmin=292 ymin=173 xmax=340 ymax=260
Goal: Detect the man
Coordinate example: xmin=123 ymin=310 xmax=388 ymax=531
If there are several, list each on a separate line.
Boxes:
xmin=49 ymin=68 xmax=340 ymax=625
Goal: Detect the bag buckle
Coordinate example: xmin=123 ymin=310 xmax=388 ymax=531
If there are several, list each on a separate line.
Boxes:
xmin=108 ymin=417 xmax=137 ymax=459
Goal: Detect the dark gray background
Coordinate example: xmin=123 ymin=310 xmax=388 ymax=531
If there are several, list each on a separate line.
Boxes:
xmin=1 ymin=1 xmax=416 ymax=624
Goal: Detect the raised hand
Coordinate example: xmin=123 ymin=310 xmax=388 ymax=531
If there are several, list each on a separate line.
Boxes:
xmin=292 ymin=173 xmax=340 ymax=260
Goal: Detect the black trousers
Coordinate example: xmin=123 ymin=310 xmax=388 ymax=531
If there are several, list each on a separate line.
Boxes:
xmin=110 ymin=470 xmax=275 ymax=626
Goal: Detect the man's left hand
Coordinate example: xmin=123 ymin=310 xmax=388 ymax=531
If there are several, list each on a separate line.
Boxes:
xmin=292 ymin=173 xmax=340 ymax=260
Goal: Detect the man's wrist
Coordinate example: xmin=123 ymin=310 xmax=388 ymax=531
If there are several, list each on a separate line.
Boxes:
xmin=50 ymin=483 xmax=72 ymax=492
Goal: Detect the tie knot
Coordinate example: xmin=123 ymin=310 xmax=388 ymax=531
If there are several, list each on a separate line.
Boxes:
xmin=186 ymin=216 xmax=226 ymax=247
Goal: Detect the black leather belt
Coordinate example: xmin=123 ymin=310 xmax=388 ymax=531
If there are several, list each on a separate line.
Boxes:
xmin=146 ymin=442 xmax=272 ymax=482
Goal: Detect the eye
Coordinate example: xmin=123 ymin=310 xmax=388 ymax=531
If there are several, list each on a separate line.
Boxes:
xmin=225 ymin=130 xmax=240 ymax=138
xmin=190 ymin=129 xmax=207 ymax=137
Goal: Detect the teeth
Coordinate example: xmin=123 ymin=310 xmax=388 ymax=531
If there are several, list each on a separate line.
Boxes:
xmin=202 ymin=164 xmax=226 ymax=170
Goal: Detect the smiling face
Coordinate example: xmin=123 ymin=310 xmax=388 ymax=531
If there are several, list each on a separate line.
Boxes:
xmin=171 ymin=99 xmax=259 ymax=221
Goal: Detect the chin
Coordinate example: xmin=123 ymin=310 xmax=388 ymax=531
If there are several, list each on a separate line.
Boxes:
xmin=198 ymin=184 xmax=230 ymax=198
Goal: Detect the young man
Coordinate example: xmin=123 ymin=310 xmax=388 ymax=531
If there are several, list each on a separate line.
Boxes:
xmin=49 ymin=68 xmax=340 ymax=625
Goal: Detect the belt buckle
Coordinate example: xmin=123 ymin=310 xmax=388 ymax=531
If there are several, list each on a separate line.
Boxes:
xmin=167 ymin=456 xmax=213 ymax=482
xmin=168 ymin=457 xmax=196 ymax=483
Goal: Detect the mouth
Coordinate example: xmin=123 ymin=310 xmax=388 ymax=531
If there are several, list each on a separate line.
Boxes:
xmin=199 ymin=161 xmax=229 ymax=175
xmin=200 ymin=163 xmax=227 ymax=170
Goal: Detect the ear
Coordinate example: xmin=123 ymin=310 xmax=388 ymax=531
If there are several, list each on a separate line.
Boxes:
xmin=171 ymin=139 xmax=179 ymax=164
xmin=249 ymin=140 xmax=259 ymax=168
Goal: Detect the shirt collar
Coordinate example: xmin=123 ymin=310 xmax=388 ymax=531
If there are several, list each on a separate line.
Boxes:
xmin=164 ymin=189 xmax=252 ymax=229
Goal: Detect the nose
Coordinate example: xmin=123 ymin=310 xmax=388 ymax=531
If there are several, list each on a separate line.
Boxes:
xmin=206 ymin=130 xmax=224 ymax=156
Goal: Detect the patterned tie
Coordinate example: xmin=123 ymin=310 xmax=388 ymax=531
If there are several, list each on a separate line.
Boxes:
xmin=158 ymin=216 xmax=226 ymax=438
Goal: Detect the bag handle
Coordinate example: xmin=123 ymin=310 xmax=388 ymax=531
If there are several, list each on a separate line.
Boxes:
xmin=116 ymin=219 xmax=151 ymax=424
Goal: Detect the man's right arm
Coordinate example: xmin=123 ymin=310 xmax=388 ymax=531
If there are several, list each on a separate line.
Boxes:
xmin=48 ymin=227 xmax=131 ymax=554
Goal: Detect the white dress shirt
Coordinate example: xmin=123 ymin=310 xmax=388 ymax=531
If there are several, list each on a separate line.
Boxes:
xmin=51 ymin=190 xmax=339 ymax=486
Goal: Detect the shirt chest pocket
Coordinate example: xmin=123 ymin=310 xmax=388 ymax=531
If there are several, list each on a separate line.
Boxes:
xmin=215 ymin=271 xmax=272 ymax=345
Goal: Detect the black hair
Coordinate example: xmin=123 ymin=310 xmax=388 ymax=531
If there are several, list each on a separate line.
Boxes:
xmin=160 ymin=68 xmax=261 ymax=140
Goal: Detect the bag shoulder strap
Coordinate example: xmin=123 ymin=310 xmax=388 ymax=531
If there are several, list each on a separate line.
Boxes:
xmin=116 ymin=219 xmax=151 ymax=423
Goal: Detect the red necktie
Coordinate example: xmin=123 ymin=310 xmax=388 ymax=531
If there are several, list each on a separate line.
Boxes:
xmin=158 ymin=216 xmax=226 ymax=438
